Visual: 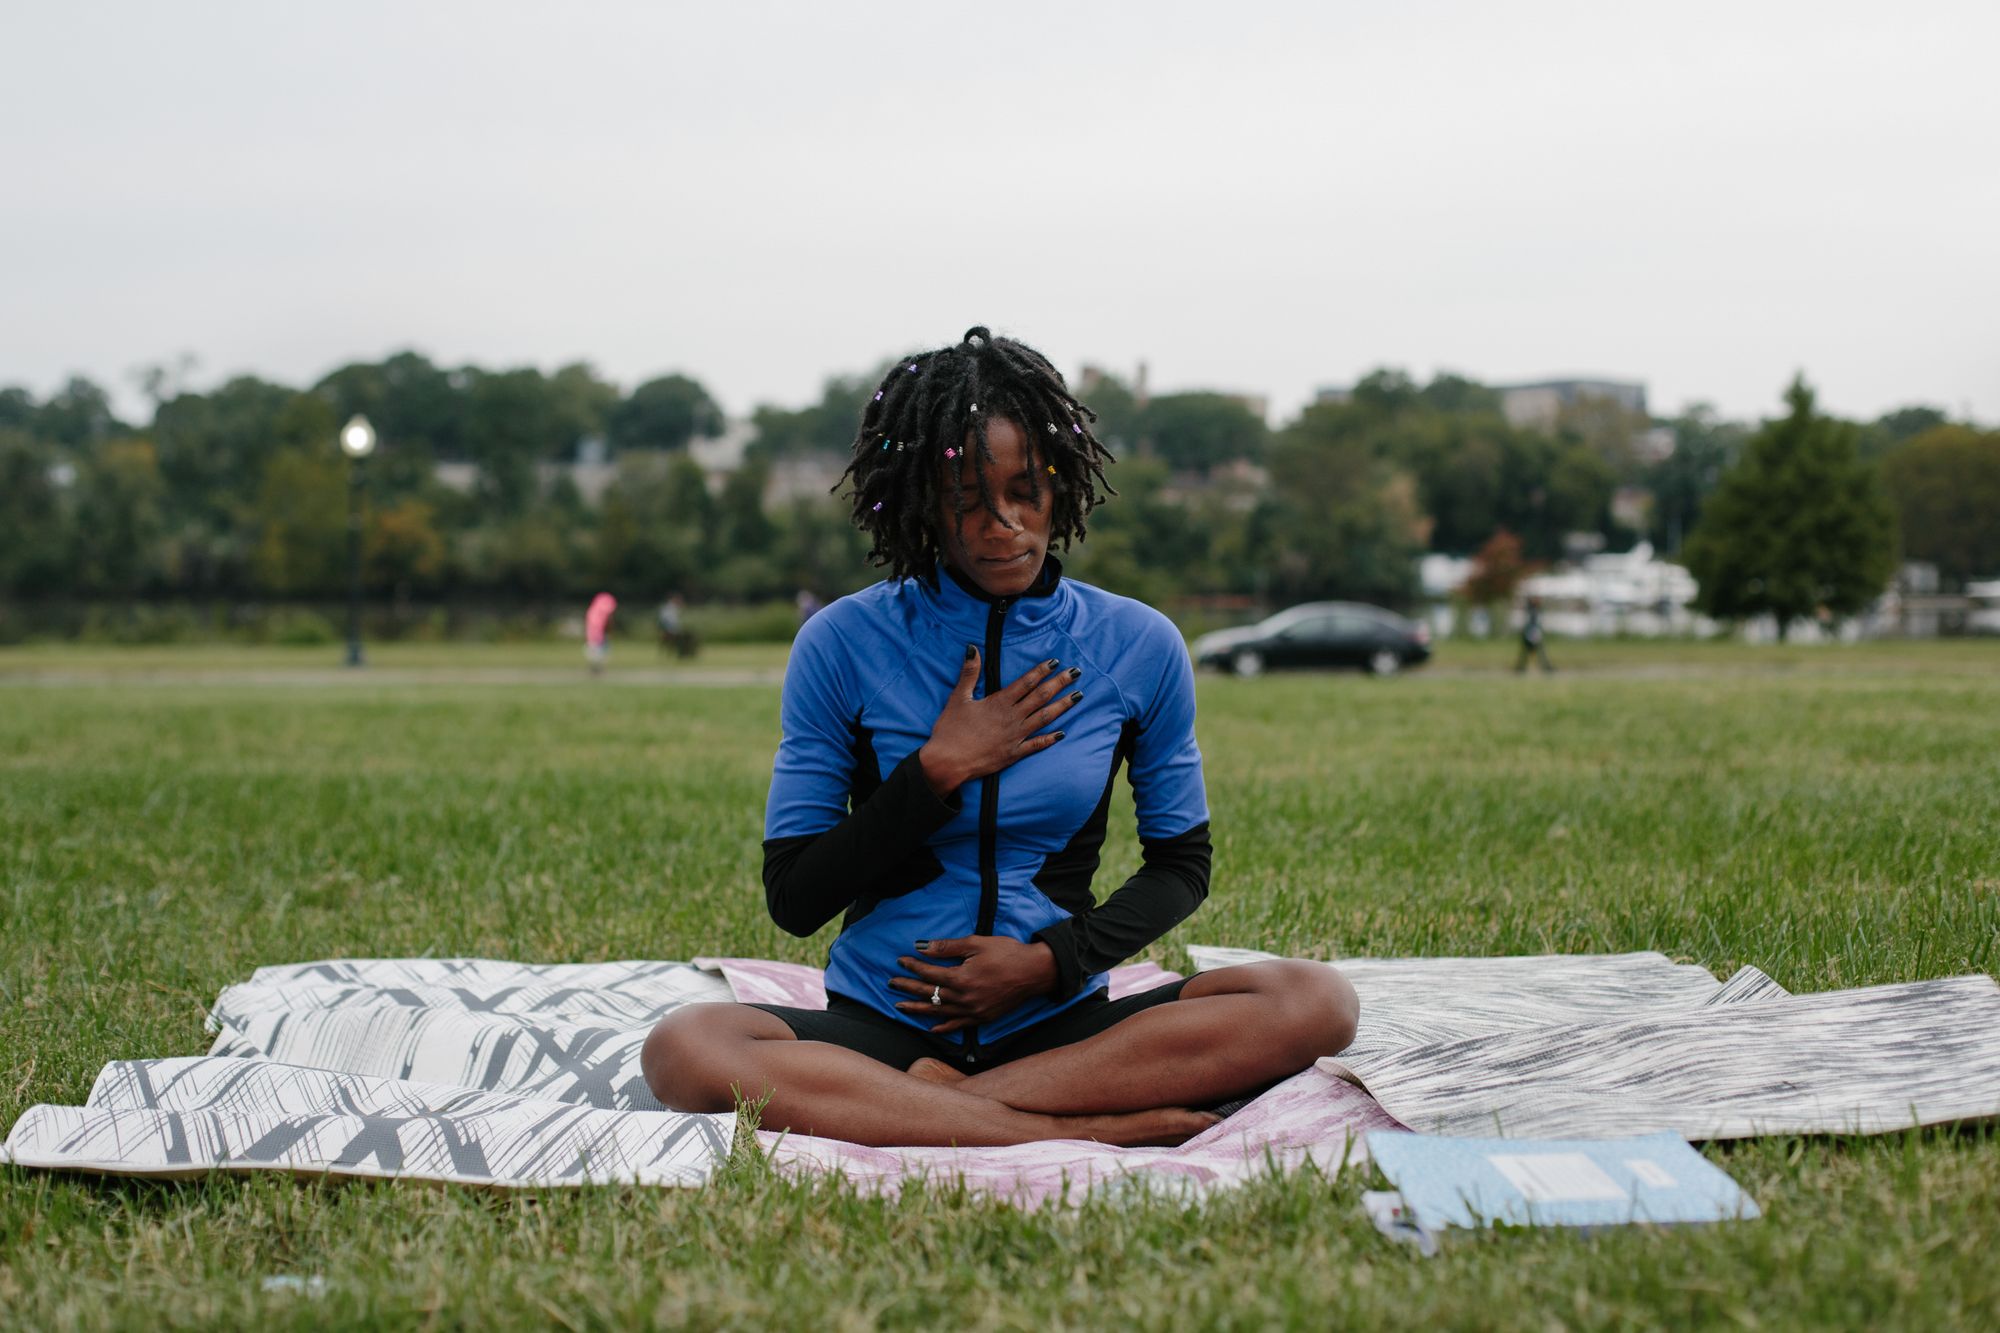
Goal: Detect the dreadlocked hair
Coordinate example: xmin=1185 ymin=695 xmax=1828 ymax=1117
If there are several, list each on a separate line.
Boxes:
xmin=836 ymin=325 xmax=1117 ymax=583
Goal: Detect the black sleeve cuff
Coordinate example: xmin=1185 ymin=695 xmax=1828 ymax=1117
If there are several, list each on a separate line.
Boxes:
xmin=1032 ymin=917 xmax=1090 ymax=1000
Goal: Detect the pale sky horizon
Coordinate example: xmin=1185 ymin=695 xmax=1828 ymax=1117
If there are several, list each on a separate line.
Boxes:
xmin=5 ymin=0 xmax=1996 ymax=430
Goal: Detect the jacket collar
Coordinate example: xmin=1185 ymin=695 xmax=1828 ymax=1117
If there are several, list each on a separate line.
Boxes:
xmin=919 ymin=554 xmax=1068 ymax=643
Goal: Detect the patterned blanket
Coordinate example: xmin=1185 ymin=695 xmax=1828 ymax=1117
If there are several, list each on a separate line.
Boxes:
xmin=7 ymin=950 xmax=1998 ymax=1207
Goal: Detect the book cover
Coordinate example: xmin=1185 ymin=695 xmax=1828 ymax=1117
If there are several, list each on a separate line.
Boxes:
xmin=1364 ymin=1129 xmax=1759 ymax=1239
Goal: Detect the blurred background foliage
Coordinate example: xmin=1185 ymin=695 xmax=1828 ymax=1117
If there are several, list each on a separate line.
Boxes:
xmin=0 ymin=350 xmax=1989 ymax=642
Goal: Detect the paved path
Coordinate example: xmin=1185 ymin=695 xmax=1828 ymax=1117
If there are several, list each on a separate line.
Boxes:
xmin=0 ymin=667 xmax=788 ymax=688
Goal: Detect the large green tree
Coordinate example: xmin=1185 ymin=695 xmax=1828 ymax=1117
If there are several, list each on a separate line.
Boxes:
xmin=1880 ymin=424 xmax=2000 ymax=586
xmin=1684 ymin=377 xmax=1897 ymax=637
xmin=593 ymin=454 xmax=719 ymax=596
xmin=1064 ymin=456 xmax=1248 ymax=600
xmin=608 ymin=373 xmax=725 ymax=452
xmin=0 ymin=429 xmax=72 ymax=594
xmin=150 ymin=377 xmax=298 ymax=535
xmin=249 ymin=445 xmax=348 ymax=595
xmin=1252 ymin=405 xmax=1424 ymax=607
xmin=1857 ymin=405 xmax=1951 ymax=463
xmin=30 ymin=377 xmax=123 ymax=449
xmin=71 ymin=438 xmax=168 ymax=595
xmin=548 ymin=363 xmax=619 ymax=459
xmin=748 ymin=370 xmax=881 ymax=459
xmin=1138 ymin=393 xmax=1268 ymax=474
xmin=1304 ymin=374 xmax=1612 ymax=558
xmin=460 ymin=368 xmax=570 ymax=512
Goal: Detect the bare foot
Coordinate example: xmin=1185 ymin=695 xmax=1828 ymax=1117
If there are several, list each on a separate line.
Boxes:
xmin=906 ymin=1057 xmax=967 ymax=1088
xmin=1060 ymin=1107 xmax=1221 ymax=1148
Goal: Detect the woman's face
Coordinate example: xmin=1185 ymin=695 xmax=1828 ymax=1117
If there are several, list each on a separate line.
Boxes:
xmin=935 ymin=416 xmax=1053 ymax=599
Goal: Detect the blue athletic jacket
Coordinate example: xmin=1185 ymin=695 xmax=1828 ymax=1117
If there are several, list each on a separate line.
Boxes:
xmin=761 ymin=558 xmax=1211 ymax=1052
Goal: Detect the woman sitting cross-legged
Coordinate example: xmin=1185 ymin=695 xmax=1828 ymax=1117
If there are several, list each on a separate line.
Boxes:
xmin=642 ymin=327 xmax=1358 ymax=1147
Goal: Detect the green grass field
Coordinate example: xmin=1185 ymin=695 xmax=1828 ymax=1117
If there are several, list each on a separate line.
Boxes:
xmin=3 ymin=639 xmax=1998 ymax=1329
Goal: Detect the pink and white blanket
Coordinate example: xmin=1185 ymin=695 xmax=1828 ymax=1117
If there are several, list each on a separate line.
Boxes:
xmin=9 ymin=949 xmax=1995 ymax=1207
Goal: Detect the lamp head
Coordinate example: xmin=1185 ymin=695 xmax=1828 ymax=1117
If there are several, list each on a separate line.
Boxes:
xmin=339 ymin=414 xmax=377 ymax=459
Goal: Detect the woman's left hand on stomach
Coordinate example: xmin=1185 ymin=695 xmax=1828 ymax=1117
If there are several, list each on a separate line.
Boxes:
xmin=891 ymin=936 xmax=1058 ymax=1034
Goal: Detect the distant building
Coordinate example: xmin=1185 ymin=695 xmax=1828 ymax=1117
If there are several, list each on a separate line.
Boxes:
xmin=1314 ymin=385 xmax=1352 ymax=406
xmin=1158 ymin=458 xmax=1269 ymax=511
xmin=433 ymin=461 xmax=479 ymax=494
xmin=763 ymin=453 xmax=847 ymax=508
xmin=1967 ymin=578 xmax=2000 ymax=636
xmin=1079 ymin=361 xmax=1149 ymax=407
xmin=544 ymin=458 xmax=618 ymax=504
xmin=1419 ymin=553 xmax=1474 ymax=599
xmin=688 ymin=418 xmax=754 ymax=476
xmin=1498 ymin=379 xmax=1648 ymax=432
xmin=1518 ymin=542 xmax=1703 ymax=637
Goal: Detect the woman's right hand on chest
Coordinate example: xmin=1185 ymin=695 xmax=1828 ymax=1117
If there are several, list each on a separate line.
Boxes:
xmin=917 ymin=647 xmax=1082 ymax=798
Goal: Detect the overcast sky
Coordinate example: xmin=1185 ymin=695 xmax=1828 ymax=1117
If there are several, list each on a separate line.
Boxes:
xmin=5 ymin=0 xmax=1996 ymax=428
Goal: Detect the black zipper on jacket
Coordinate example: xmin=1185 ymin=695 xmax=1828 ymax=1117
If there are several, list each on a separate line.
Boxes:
xmin=966 ymin=595 xmax=1010 ymax=1062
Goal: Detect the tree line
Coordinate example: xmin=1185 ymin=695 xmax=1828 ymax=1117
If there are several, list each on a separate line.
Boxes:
xmin=1 ymin=351 xmax=1993 ymax=637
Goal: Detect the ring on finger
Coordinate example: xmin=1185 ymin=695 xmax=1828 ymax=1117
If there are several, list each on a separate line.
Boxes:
xmin=930 ymin=984 xmax=943 ymax=1006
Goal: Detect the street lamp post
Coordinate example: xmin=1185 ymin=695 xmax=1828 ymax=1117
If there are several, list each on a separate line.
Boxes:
xmin=339 ymin=414 xmax=377 ymax=667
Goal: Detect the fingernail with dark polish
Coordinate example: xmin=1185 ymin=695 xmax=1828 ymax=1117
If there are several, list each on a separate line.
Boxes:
xmin=1052 ymin=730 xmax=1065 ymax=741
xmin=1069 ymin=691 xmax=1083 ymax=704
xmin=965 ymin=645 xmax=977 ymax=661
xmin=1044 ymin=658 xmax=1060 ymax=670
xmin=914 ymin=939 xmax=930 ymax=950
xmin=1068 ymin=666 xmax=1082 ymax=679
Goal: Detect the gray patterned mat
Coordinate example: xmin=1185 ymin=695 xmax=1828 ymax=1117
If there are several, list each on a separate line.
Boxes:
xmin=1328 ymin=975 xmax=2000 ymax=1139
xmin=11 ymin=1057 xmax=731 ymax=1186
xmin=203 ymin=959 xmax=733 ymax=1109
xmin=1188 ymin=946 xmax=1777 ymax=1061
xmin=7 ymin=951 xmax=2000 ymax=1194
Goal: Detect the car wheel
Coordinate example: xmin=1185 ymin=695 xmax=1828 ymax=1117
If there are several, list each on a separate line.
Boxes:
xmin=1232 ymin=650 xmax=1266 ymax=679
xmin=1368 ymin=648 xmax=1401 ymax=677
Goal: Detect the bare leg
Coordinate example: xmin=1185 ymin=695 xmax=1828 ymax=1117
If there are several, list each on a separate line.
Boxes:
xmin=641 ymin=1004 xmax=1216 ymax=1148
xmin=949 ymin=960 xmax=1359 ymax=1116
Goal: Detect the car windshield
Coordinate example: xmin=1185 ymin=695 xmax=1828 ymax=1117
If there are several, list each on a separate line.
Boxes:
xmin=1259 ymin=608 xmax=1316 ymax=634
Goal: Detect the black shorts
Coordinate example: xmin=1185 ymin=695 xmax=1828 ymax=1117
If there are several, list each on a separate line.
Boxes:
xmin=749 ymin=979 xmax=1191 ymax=1074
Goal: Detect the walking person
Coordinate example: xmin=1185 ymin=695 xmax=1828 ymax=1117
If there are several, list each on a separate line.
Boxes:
xmin=1515 ymin=595 xmax=1555 ymax=673
xmin=656 ymin=593 xmax=694 ymax=658
xmin=585 ymin=591 xmax=617 ymax=676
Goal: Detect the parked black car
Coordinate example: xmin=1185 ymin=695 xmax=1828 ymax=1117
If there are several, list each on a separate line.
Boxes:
xmin=1191 ymin=602 xmax=1432 ymax=677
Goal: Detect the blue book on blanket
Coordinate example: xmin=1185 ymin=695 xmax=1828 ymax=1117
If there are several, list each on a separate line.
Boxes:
xmin=1365 ymin=1130 xmax=1759 ymax=1235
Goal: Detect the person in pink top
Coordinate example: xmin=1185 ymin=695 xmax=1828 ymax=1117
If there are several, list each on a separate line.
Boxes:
xmin=585 ymin=592 xmax=617 ymax=675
